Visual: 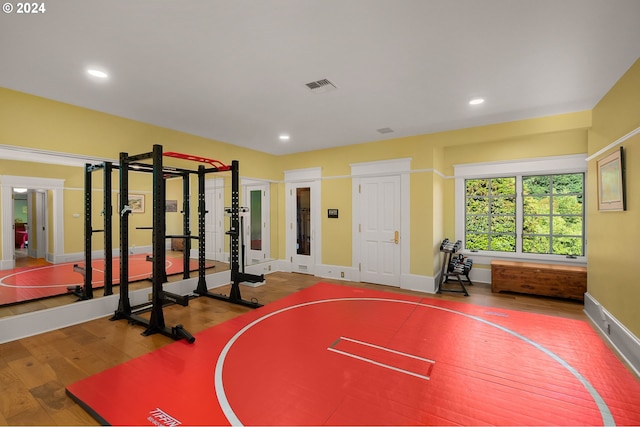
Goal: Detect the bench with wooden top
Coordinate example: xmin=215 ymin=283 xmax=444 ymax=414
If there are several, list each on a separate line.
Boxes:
xmin=490 ymin=260 xmax=586 ymax=301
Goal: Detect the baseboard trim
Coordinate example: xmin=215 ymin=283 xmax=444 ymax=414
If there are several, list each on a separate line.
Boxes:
xmin=584 ymin=292 xmax=640 ymax=378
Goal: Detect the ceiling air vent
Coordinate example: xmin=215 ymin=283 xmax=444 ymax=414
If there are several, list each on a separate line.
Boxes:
xmin=305 ymin=78 xmax=338 ymax=94
xmin=376 ymin=127 xmax=395 ymax=134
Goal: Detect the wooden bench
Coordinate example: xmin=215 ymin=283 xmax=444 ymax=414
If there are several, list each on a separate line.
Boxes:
xmin=491 ymin=260 xmax=586 ymax=301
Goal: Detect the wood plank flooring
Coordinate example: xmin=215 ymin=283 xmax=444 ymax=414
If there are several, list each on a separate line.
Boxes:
xmin=0 ymin=271 xmax=595 ymax=425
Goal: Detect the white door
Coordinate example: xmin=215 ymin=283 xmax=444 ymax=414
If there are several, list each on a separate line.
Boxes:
xmin=205 ymin=178 xmax=224 ymax=262
xmin=287 ymin=181 xmax=320 ymax=275
xmin=31 ymin=190 xmax=47 ymax=259
xmin=359 ymin=175 xmax=401 ymax=286
xmin=243 ymin=184 xmax=269 ymax=264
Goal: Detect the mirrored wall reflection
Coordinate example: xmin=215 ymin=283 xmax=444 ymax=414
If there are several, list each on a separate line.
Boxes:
xmin=296 ymin=187 xmax=311 ymax=256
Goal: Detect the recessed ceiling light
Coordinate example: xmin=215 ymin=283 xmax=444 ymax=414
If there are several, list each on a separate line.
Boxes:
xmin=469 ymin=98 xmax=485 ymax=105
xmin=87 ymin=69 xmax=108 ymax=79
xmin=279 ymin=135 xmax=290 ymax=141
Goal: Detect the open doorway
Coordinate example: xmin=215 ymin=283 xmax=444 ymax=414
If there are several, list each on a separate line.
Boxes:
xmin=1 ymin=175 xmax=63 ymax=271
xmin=12 ymin=187 xmax=48 ymax=268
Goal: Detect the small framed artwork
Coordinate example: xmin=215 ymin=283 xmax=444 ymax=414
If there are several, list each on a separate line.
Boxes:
xmin=166 ymin=200 xmax=178 ymax=213
xmin=127 ymin=194 xmax=145 ymax=213
xmin=597 ymin=146 xmax=626 ymax=211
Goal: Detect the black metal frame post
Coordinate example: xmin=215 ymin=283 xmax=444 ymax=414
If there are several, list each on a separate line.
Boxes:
xmin=103 ymin=161 xmax=114 ymax=296
xmin=181 ymin=172 xmax=191 ymax=279
xmin=195 ymin=165 xmax=208 ymax=293
xmin=146 ymin=144 xmax=168 ymax=336
xmin=71 ymin=163 xmax=95 ymax=300
xmin=114 ymin=152 xmax=132 ymax=316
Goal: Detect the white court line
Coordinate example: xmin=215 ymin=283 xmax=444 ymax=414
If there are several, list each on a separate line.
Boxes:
xmin=327 ymin=336 xmax=434 ymax=381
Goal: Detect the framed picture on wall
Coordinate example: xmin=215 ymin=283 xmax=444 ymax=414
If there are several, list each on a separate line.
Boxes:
xmin=166 ymin=200 xmax=178 ymax=212
xmin=597 ymin=146 xmax=626 ymax=211
xmin=127 ymin=194 xmax=145 ymax=213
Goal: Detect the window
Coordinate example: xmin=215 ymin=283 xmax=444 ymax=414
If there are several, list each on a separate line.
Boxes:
xmin=522 ymin=173 xmax=584 ymax=256
xmin=465 ymin=177 xmax=516 ymax=252
xmin=455 ymin=155 xmax=587 ymax=261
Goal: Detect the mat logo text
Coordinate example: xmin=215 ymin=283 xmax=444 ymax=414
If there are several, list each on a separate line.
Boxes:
xmin=148 ymin=408 xmax=182 ymax=427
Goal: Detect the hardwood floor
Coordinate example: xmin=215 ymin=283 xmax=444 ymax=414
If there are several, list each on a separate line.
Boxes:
xmin=0 ymin=272 xmax=592 ymax=425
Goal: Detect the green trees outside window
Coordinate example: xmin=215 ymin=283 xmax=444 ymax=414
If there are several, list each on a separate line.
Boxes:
xmin=465 ymin=173 xmax=584 ymax=256
xmin=522 ymin=173 xmax=584 ymax=256
xmin=466 ymin=177 xmax=516 ymax=252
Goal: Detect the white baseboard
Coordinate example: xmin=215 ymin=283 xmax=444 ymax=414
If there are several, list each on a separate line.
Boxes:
xmin=584 ymin=292 xmax=640 ymax=378
xmin=401 ymin=273 xmax=436 ymax=293
xmin=315 ymin=264 xmax=358 ymax=281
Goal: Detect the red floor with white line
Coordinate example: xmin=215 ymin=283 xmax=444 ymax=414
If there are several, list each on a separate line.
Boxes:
xmin=0 ymin=253 xmax=213 ymax=306
xmin=66 ymin=282 xmax=640 ymax=426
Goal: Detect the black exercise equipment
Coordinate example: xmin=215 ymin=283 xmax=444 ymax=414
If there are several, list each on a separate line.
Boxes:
xmin=436 ymin=238 xmax=473 ymax=296
xmin=70 ymin=162 xmax=116 ymax=300
xmin=194 ymin=161 xmax=264 ymax=308
xmin=111 ymin=145 xmax=195 ymax=343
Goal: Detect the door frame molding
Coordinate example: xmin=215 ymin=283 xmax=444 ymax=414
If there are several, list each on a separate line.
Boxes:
xmin=0 ymin=175 xmax=65 ymax=269
xmin=351 ymin=158 xmax=411 ymax=285
xmin=284 ymin=167 xmax=321 ymax=274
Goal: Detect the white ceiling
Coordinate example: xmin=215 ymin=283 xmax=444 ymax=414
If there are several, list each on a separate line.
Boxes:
xmin=1 ymin=0 xmax=639 ymax=155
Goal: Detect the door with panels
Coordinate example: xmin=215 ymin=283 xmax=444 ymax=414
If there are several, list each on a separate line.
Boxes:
xmin=205 ymin=177 xmax=225 ymax=262
xmin=358 ymin=175 xmax=401 ymax=286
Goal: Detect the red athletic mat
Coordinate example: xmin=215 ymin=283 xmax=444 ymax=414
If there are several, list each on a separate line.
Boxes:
xmin=0 ymin=254 xmax=213 ymax=306
xmin=66 ymin=282 xmax=640 ymax=426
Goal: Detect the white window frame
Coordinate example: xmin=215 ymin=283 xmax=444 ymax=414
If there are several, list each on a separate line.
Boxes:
xmin=454 ymin=154 xmax=587 ymax=266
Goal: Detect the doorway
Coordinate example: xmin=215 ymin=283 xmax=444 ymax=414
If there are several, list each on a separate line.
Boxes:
xmin=357 ymin=175 xmax=401 ymax=286
xmin=242 ymin=182 xmax=270 ymax=265
xmin=351 ymin=158 xmax=411 ymax=287
xmin=204 ymin=177 xmax=225 ymax=262
xmin=1 ymin=175 xmax=63 ymax=270
xmin=285 ymin=168 xmax=321 ymax=275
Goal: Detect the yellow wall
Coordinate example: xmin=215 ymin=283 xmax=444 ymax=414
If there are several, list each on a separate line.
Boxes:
xmin=587 ymin=58 xmax=640 ymax=338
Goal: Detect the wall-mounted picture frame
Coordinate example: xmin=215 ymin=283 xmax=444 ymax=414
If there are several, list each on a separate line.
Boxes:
xmin=127 ymin=194 xmax=145 ymax=213
xmin=597 ymin=146 xmax=626 ymax=211
xmin=166 ymin=199 xmax=178 ymax=213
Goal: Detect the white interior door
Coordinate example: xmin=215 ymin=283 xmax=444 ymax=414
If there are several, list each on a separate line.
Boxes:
xmin=243 ymin=184 xmax=269 ymax=264
xmin=359 ymin=175 xmax=401 ymax=286
xmin=30 ymin=190 xmax=47 ymax=259
xmin=205 ymin=178 xmax=224 ymax=262
xmin=287 ymin=180 xmax=320 ymax=275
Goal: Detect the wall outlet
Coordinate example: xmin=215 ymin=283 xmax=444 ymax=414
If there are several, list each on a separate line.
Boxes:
xmin=268 ymin=265 xmax=272 ymax=271
xmin=148 ymin=293 xmax=153 ymax=301
xmin=340 ymin=272 xmax=345 ymax=278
